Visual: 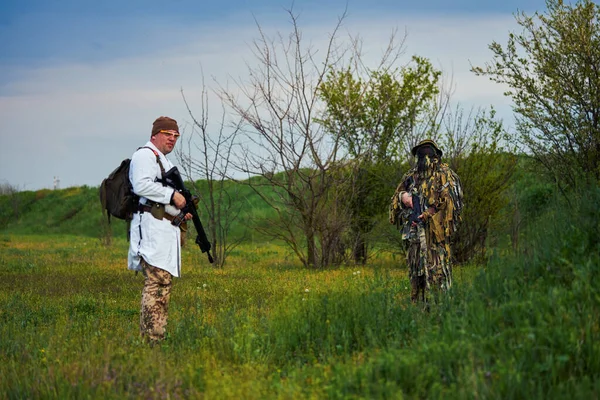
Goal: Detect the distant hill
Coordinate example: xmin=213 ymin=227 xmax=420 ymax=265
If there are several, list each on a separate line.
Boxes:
xmin=0 ymin=181 xmax=277 ymax=241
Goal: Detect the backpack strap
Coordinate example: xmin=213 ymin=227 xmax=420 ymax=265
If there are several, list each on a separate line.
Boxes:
xmin=126 ymin=147 xmax=167 ymax=241
xmin=138 ymin=146 xmax=166 ymax=183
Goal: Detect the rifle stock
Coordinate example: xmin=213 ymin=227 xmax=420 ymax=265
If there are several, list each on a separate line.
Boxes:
xmin=163 ymin=167 xmax=214 ymax=263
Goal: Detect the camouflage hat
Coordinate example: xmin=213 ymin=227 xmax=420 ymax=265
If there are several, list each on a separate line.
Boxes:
xmin=411 ymin=139 xmax=443 ymax=157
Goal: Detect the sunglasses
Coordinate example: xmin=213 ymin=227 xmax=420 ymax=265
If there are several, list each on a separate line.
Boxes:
xmin=159 ymin=130 xmax=180 ymax=139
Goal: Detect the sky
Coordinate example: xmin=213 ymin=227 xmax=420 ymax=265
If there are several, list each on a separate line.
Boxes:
xmin=0 ymin=0 xmax=549 ymax=191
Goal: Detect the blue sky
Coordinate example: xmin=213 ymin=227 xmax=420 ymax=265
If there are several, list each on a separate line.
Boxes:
xmin=1 ymin=0 xmax=549 ymax=190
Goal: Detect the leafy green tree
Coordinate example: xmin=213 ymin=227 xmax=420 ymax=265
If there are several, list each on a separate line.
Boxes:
xmin=318 ymin=57 xmax=441 ymax=164
xmin=318 ymin=58 xmax=441 ymax=263
xmin=472 ymin=0 xmax=600 ymax=187
xmin=441 ymin=107 xmax=518 ymax=262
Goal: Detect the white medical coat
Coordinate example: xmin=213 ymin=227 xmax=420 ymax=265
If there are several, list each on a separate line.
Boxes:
xmin=127 ymin=142 xmax=182 ymax=277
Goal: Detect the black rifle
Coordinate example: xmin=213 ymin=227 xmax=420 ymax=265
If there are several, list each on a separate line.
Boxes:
xmin=163 ymin=167 xmax=214 ymax=263
xmin=409 ymin=194 xmax=423 ymax=226
xmin=404 ymin=176 xmax=423 ymax=226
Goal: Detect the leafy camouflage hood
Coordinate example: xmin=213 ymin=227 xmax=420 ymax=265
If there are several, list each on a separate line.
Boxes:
xmin=411 ymin=139 xmax=443 ymax=158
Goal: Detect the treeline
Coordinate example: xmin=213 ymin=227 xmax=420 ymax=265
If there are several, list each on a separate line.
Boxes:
xmin=0 ymin=152 xmax=550 ymax=263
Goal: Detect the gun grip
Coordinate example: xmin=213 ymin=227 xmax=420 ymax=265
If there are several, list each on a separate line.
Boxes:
xmin=171 ymin=212 xmax=186 ymax=228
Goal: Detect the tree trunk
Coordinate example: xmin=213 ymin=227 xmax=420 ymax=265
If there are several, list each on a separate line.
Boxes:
xmin=352 ymin=232 xmax=367 ymax=265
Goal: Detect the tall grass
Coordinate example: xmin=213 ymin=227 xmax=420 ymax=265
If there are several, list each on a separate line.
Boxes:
xmin=1 ymin=184 xmax=599 ymax=398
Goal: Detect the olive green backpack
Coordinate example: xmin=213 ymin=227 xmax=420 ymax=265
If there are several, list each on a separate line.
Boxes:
xmin=99 ymin=147 xmax=164 ymax=238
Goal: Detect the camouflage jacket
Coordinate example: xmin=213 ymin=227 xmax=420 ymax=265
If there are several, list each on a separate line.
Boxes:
xmin=389 ymin=162 xmax=463 ymax=242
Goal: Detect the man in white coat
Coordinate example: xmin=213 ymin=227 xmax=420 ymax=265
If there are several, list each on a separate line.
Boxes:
xmin=128 ymin=116 xmax=191 ymax=344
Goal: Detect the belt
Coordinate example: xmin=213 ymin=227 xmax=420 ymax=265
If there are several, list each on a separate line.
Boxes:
xmin=138 ymin=204 xmax=177 ymax=222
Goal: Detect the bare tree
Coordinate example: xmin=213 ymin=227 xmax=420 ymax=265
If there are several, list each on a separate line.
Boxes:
xmin=0 ymin=181 xmax=18 ymax=196
xmin=176 ymin=77 xmax=246 ymax=268
xmin=216 ymin=8 xmax=379 ymax=268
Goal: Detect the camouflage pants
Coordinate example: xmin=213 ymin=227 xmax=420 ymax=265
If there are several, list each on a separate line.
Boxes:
xmin=140 ymin=259 xmax=173 ymax=343
xmin=407 ymin=225 xmax=452 ymax=303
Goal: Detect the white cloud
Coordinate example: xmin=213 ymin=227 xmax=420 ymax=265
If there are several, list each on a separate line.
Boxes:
xmin=0 ymin=11 xmax=519 ymax=190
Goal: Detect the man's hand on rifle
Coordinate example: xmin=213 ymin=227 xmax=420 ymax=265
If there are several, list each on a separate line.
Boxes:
xmin=172 ymin=191 xmax=187 ymax=209
xmin=418 ymin=207 xmax=437 ymax=222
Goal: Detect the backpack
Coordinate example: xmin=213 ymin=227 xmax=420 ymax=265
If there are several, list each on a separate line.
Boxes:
xmin=99 ymin=147 xmax=164 ymax=230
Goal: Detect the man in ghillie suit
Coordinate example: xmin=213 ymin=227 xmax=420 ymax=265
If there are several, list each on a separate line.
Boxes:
xmin=389 ymin=139 xmax=463 ymax=304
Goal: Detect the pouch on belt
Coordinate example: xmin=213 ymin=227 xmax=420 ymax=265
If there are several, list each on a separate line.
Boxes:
xmin=150 ymin=203 xmax=165 ymax=220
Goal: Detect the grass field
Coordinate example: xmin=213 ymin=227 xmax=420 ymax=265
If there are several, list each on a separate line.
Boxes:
xmin=0 ymin=234 xmax=470 ymax=399
xmin=2 ymin=226 xmax=598 ymax=399
xmin=1 ymin=181 xmax=599 ymax=398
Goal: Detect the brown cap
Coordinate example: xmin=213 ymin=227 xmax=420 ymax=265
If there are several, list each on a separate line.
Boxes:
xmin=411 ymin=139 xmax=443 ymax=157
xmin=151 ymin=116 xmax=179 ymax=136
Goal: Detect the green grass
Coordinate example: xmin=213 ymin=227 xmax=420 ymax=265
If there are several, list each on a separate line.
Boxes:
xmin=0 ymin=236 xmax=413 ymax=398
xmin=0 ymin=186 xmax=127 ymax=238
xmin=1 ymin=211 xmax=599 ymax=399
xmin=1 ymin=170 xmax=599 ymax=398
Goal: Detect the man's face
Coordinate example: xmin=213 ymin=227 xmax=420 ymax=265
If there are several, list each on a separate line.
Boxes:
xmin=416 ymin=145 xmax=437 ymax=173
xmin=416 ymin=145 xmax=436 ymax=159
xmin=151 ymin=130 xmax=180 ymax=155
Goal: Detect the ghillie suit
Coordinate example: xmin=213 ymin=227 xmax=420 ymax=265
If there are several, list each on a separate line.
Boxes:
xmin=390 ymin=140 xmax=463 ymax=303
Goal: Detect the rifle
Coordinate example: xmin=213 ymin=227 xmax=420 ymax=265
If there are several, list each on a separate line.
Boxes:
xmin=404 ymin=176 xmax=423 ymax=226
xmin=409 ymin=194 xmax=423 ymax=226
xmin=163 ymin=167 xmax=214 ymax=263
